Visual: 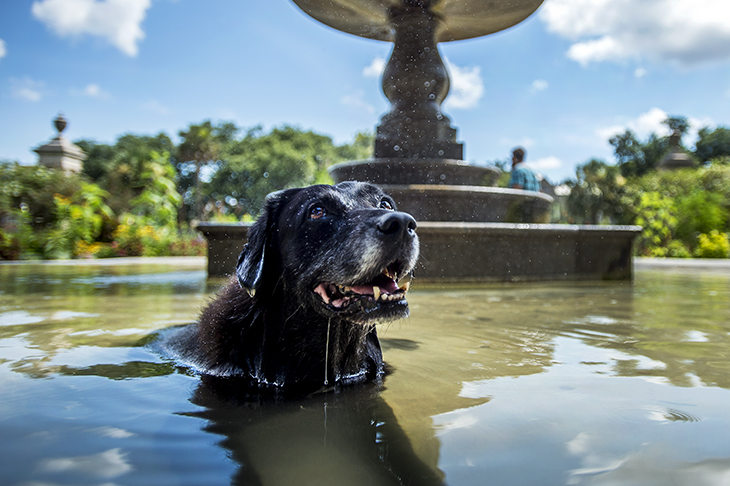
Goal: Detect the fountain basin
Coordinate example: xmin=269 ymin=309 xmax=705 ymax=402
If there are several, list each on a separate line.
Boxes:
xmin=415 ymin=222 xmax=641 ymax=282
xmin=329 ymin=158 xmax=499 ymax=186
xmin=381 ymin=184 xmax=554 ymax=223
xmin=197 ymin=221 xmax=640 ymax=281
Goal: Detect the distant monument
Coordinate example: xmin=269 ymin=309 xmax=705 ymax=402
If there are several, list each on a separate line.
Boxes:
xmin=34 ymin=113 xmax=86 ymax=173
xmin=658 ymin=129 xmax=696 ymax=170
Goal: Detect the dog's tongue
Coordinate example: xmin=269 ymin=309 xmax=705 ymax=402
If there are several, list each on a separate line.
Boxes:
xmin=352 ymin=279 xmax=398 ymax=295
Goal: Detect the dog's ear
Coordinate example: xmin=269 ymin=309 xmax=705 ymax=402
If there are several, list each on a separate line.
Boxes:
xmin=236 ymin=189 xmax=297 ymax=297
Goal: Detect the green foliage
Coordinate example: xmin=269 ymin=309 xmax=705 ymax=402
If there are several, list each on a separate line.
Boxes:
xmin=44 ymin=187 xmax=111 ymax=259
xmin=562 ymin=163 xmax=730 ymax=258
xmin=334 ymin=131 xmax=375 ymax=162
xmin=76 ymin=132 xmax=174 ymax=216
xmin=695 ymin=126 xmax=730 ymax=163
xmin=694 ymin=231 xmax=730 ymax=258
xmin=176 ymin=120 xmax=237 ymax=221
xmin=564 ymin=159 xmax=629 ymax=224
xmin=663 ymin=116 xmax=689 ymax=136
xmin=634 ymin=192 xmax=677 ymax=256
xmin=128 ymin=152 xmax=182 ymax=228
xmin=3 ymin=122 xmax=372 ymax=260
xmin=0 ymin=163 xmax=84 ymax=228
xmin=674 ymin=192 xmax=726 ymax=243
xmin=206 ymin=125 xmax=364 ymax=218
xmin=561 ymin=116 xmax=730 ymax=259
xmin=610 ymin=130 xmax=670 ymax=177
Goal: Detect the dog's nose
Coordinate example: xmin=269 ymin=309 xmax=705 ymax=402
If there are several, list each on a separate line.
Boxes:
xmin=377 ymin=212 xmax=417 ymax=237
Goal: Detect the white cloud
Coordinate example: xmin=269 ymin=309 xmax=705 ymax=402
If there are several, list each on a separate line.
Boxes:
xmin=363 ymin=57 xmax=386 ymax=78
xmin=634 ymin=67 xmax=648 ymax=78
xmin=41 ymin=448 xmax=132 ymax=478
xmin=341 ymin=91 xmax=376 ymax=114
xmin=72 ymin=83 xmax=110 ymax=99
xmin=597 ymin=108 xmax=713 ymax=146
xmin=539 ymin=0 xmax=730 ymax=68
xmin=0 ymin=39 xmax=6 ymax=60
xmin=530 ymin=79 xmax=548 ymax=93
xmin=85 ymin=83 xmax=103 ymax=97
xmin=597 ymin=107 xmax=670 ymax=141
xmin=529 ymin=156 xmax=562 ymax=170
xmin=444 ymin=60 xmax=484 ymax=110
xmin=10 ymin=77 xmax=45 ymax=102
xmin=32 ymin=0 xmax=152 ymax=57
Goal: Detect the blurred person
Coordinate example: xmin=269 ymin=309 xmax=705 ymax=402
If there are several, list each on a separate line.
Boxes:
xmin=508 ymin=147 xmax=540 ymax=192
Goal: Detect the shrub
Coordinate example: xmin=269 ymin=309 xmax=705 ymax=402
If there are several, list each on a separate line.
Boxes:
xmin=674 ymin=191 xmax=727 ymax=245
xmin=694 ymin=231 xmax=730 ymax=258
xmin=634 ymin=192 xmax=677 ymax=256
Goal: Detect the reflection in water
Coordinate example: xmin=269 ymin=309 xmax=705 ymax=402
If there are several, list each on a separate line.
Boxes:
xmin=1 ymin=263 xmax=730 ymax=485
xmin=187 ymin=377 xmax=443 ymax=485
xmin=40 ymin=447 xmax=133 ymax=478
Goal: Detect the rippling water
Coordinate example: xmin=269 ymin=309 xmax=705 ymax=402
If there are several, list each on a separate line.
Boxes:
xmin=1 ymin=260 xmax=730 ymax=485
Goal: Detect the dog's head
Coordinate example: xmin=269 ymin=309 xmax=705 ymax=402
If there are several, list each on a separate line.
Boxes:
xmin=236 ymin=182 xmax=419 ymax=325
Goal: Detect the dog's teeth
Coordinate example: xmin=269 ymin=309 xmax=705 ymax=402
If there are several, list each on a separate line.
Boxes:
xmin=342 ymin=286 xmax=352 ymax=293
xmin=373 ymin=287 xmax=381 ymax=301
xmin=399 ymin=281 xmax=411 ymax=292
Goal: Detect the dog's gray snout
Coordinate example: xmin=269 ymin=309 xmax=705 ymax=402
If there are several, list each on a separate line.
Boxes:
xmin=377 ymin=212 xmax=417 ymax=237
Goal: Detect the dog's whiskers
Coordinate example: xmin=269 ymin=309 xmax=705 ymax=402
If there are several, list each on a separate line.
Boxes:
xmin=284 ymin=304 xmax=305 ymax=325
xmin=324 ymin=318 xmax=331 ymax=386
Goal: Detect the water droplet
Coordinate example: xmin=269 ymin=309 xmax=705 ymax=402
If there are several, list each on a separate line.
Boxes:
xmin=394 ymin=145 xmax=400 ymax=151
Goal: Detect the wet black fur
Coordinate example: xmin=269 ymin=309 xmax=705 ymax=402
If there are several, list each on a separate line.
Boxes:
xmin=172 ymin=182 xmax=419 ymax=394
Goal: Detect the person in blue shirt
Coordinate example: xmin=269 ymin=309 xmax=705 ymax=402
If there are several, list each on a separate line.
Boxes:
xmin=508 ymin=147 xmax=540 ymax=192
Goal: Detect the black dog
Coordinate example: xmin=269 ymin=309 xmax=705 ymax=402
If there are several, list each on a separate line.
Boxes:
xmin=173 ymin=182 xmax=419 ymax=393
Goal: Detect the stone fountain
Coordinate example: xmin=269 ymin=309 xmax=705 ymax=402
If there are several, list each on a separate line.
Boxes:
xmin=198 ymin=0 xmax=640 ymax=281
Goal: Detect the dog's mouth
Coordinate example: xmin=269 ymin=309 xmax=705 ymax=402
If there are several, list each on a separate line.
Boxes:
xmin=313 ymin=263 xmax=411 ymax=316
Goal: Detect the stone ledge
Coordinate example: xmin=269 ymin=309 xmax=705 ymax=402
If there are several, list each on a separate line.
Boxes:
xmin=196 ymin=221 xmax=641 ymax=281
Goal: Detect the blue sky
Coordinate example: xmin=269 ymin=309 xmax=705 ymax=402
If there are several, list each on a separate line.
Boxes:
xmin=1 ymin=0 xmax=729 ymax=183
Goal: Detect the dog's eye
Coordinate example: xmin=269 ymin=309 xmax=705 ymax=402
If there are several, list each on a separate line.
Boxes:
xmin=309 ymin=205 xmax=326 ymax=220
xmin=379 ymin=199 xmax=394 ymax=211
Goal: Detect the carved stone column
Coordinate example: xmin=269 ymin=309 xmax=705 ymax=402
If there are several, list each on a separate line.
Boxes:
xmin=374 ymin=6 xmax=462 ymax=159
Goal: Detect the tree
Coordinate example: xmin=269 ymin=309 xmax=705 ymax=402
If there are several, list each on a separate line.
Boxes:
xmin=335 ymin=131 xmax=375 ymax=161
xmin=75 ymin=140 xmax=116 ymax=181
xmin=205 ymin=125 xmax=368 ymax=218
xmin=663 ymin=116 xmax=689 ymax=136
xmin=176 ymin=120 xmax=238 ymax=221
xmin=609 ymin=130 xmax=669 ymax=177
xmin=76 ymin=132 xmax=174 ymax=216
xmin=564 ymin=159 xmax=628 ymax=224
xmin=695 ymin=126 xmax=730 ymax=163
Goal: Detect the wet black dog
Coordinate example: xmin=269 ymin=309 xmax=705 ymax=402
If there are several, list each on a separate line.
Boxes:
xmin=173 ymin=182 xmax=419 ymax=393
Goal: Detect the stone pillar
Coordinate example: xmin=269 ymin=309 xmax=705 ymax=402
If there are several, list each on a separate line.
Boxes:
xmin=374 ymin=5 xmax=463 ymax=160
xmin=34 ymin=114 xmax=86 ymax=174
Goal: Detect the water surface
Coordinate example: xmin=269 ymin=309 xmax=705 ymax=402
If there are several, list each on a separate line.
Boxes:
xmin=1 ymin=261 xmax=730 ymax=485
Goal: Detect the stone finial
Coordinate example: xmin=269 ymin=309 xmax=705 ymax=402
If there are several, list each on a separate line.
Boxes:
xmin=34 ymin=113 xmax=86 ymax=174
xmin=54 ymin=113 xmax=68 ymax=135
